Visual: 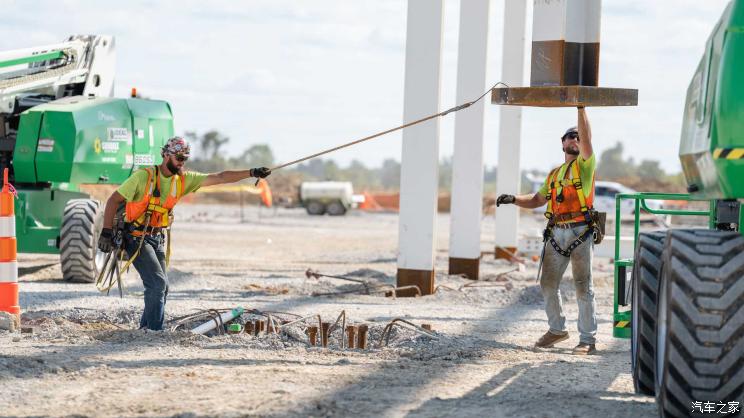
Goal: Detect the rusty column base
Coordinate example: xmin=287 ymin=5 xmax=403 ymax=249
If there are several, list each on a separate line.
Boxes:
xmin=448 ymin=257 xmax=480 ymax=280
xmin=491 ymin=86 xmax=638 ymax=108
xmin=495 ymin=246 xmax=517 ymax=260
xmin=396 ymin=268 xmax=434 ymax=297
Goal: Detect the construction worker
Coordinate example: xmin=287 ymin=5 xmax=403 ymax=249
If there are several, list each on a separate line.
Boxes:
xmin=96 ymin=136 xmax=271 ymax=331
xmin=496 ymin=107 xmax=597 ymax=355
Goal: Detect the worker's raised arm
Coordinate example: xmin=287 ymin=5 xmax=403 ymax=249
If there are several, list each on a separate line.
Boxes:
xmin=201 ymin=167 xmax=271 ymax=187
xmin=577 ymin=107 xmax=593 ymax=160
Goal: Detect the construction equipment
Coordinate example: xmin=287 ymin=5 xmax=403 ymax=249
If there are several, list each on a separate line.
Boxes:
xmin=614 ymin=2 xmax=744 ymax=416
xmin=0 ymin=35 xmax=172 ymax=282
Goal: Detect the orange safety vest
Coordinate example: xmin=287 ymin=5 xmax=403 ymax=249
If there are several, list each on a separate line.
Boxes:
xmin=544 ymin=159 xmax=594 ymax=224
xmin=124 ymin=166 xmax=185 ymax=231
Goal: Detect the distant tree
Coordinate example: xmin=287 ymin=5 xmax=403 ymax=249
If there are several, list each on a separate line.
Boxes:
xmin=379 ymin=159 xmax=401 ymax=190
xmin=637 ymin=159 xmax=666 ymax=180
xmin=237 ymin=144 xmax=275 ymax=167
xmin=597 ymin=142 xmax=634 ymax=179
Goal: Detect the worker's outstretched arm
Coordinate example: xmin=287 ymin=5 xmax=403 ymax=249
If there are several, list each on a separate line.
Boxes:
xmin=496 ymin=192 xmax=547 ymax=209
xmin=577 ymin=107 xmax=593 ymax=159
xmin=201 ymin=167 xmax=271 ymax=187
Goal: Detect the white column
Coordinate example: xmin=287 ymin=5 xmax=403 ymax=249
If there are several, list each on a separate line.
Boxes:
xmin=531 ymin=0 xmax=602 ymax=86
xmin=494 ymin=0 xmax=528 ymax=256
xmin=448 ymin=0 xmax=490 ymax=279
xmin=397 ymin=0 xmax=444 ymax=296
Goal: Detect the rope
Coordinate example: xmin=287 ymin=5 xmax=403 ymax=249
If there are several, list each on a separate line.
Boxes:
xmin=269 ymin=82 xmax=507 ymax=171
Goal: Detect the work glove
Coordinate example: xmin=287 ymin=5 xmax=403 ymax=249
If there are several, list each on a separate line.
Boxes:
xmin=251 ymin=167 xmax=272 ymax=179
xmin=98 ymin=228 xmax=114 ymax=253
xmin=496 ymin=194 xmax=516 ymax=207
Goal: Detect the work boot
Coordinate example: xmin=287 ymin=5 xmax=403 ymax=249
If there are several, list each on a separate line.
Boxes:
xmin=572 ymin=343 xmax=597 ymax=355
xmin=534 ymin=331 xmax=569 ymax=348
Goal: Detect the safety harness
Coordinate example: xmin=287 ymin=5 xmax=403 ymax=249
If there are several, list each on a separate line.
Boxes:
xmin=96 ymin=166 xmax=184 ymax=294
xmin=542 ymin=159 xmax=596 ymax=257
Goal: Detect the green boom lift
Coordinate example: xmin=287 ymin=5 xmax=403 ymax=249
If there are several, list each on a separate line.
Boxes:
xmin=613 ymin=2 xmax=744 ymax=416
xmin=0 ymin=35 xmax=172 ymax=282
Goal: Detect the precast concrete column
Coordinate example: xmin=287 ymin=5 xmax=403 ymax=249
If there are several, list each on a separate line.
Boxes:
xmin=448 ymin=0 xmax=490 ymax=280
xmin=397 ymin=0 xmax=444 ymax=296
xmin=531 ymin=0 xmax=602 ymax=87
xmin=494 ymin=0 xmax=528 ymax=258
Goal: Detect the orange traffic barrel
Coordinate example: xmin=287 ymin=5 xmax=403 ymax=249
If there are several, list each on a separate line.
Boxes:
xmin=0 ymin=168 xmax=19 ymax=317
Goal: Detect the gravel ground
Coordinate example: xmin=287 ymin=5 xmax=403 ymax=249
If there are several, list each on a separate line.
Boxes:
xmin=0 ymin=205 xmax=658 ymax=417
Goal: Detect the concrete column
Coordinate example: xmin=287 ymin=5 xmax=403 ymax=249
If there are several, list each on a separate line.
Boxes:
xmin=531 ymin=0 xmax=602 ymax=86
xmin=448 ymin=0 xmax=490 ymax=280
xmin=494 ymin=0 xmax=528 ymax=258
xmin=397 ymin=0 xmax=444 ymax=296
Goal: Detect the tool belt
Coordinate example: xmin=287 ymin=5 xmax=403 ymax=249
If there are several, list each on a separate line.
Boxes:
xmin=542 ymin=209 xmax=606 ymax=258
xmin=125 ymin=223 xmax=164 ymax=237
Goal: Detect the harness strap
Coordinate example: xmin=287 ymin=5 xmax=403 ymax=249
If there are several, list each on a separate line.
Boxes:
xmin=546 ymin=225 xmax=593 ymax=257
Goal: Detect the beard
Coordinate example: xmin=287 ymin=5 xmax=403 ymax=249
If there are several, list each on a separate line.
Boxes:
xmin=166 ymin=159 xmax=183 ymax=175
xmin=563 ymin=146 xmax=580 ymax=156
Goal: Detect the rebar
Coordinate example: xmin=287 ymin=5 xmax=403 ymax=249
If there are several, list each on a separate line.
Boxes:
xmin=377 ymin=318 xmax=439 ymax=348
xmin=326 ymin=310 xmax=347 ymax=348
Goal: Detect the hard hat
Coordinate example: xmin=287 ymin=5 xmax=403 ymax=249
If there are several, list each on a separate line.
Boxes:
xmin=561 ymin=126 xmax=578 ymax=140
xmin=162 ymin=136 xmax=191 ymax=157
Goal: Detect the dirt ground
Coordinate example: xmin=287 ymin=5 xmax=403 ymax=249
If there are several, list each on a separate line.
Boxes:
xmin=0 ymin=204 xmax=658 ymax=418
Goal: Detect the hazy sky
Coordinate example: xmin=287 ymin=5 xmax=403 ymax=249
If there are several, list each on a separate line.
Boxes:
xmin=1 ymin=0 xmax=732 ymax=173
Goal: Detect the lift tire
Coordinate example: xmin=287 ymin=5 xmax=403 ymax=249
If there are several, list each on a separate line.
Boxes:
xmin=656 ymin=229 xmax=744 ymax=417
xmin=631 ymin=231 xmax=666 ymax=396
xmin=60 ymin=199 xmax=103 ymax=283
xmin=326 ymin=201 xmax=347 ymax=216
xmin=306 ymin=201 xmax=326 ymax=216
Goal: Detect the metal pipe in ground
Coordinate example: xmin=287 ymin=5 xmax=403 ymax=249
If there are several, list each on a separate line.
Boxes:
xmin=357 ymin=324 xmax=368 ymax=350
xmin=346 ymin=325 xmax=357 ymax=349
xmin=321 ymin=322 xmax=330 ymax=348
xmin=307 ymin=326 xmax=318 ymax=346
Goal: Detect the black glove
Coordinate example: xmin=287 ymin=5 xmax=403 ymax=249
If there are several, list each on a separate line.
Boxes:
xmin=496 ymin=194 xmax=516 ymax=207
xmin=251 ymin=167 xmax=271 ymax=179
xmin=98 ymin=228 xmax=114 ymax=253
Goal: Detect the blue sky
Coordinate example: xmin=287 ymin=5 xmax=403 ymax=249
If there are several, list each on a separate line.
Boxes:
xmin=0 ymin=0 xmax=732 ymax=173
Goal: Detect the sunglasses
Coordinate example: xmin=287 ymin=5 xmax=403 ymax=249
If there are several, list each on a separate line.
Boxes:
xmin=174 ymin=154 xmax=189 ymax=162
xmin=562 ymin=132 xmax=580 ymax=141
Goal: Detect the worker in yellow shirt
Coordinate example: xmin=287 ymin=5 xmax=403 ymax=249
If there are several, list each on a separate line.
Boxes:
xmin=497 ymin=107 xmax=598 ymax=355
xmin=97 ymin=136 xmax=271 ymax=330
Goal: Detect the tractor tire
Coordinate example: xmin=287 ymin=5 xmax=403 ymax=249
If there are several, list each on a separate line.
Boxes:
xmin=655 ymin=229 xmax=744 ymax=417
xmin=326 ymin=201 xmax=347 ymax=216
xmin=306 ymin=201 xmax=326 ymax=216
xmin=631 ymin=231 xmax=666 ymax=396
xmin=60 ymin=199 xmax=104 ymax=283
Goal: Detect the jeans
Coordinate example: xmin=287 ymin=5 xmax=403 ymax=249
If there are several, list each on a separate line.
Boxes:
xmin=124 ymin=232 xmax=168 ymax=331
xmin=540 ymin=225 xmax=597 ymax=344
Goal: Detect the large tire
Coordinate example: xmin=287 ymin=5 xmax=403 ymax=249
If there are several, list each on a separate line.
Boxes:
xmin=656 ymin=229 xmax=744 ymax=417
xmin=326 ymin=201 xmax=347 ymax=216
xmin=60 ymin=199 xmax=104 ymax=283
xmin=306 ymin=201 xmax=326 ymax=215
xmin=631 ymin=231 xmax=666 ymax=396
